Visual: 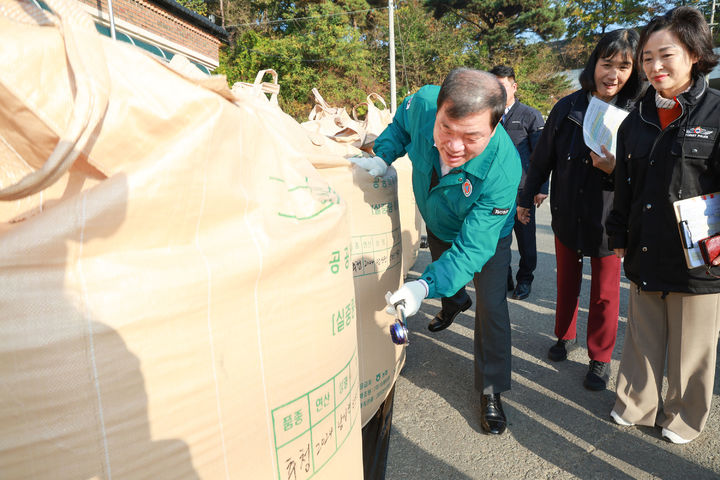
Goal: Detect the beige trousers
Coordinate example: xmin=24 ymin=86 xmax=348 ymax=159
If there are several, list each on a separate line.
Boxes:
xmin=613 ymin=283 xmax=720 ymax=441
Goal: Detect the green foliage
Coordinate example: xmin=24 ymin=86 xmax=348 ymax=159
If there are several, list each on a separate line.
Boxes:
xmin=513 ymin=48 xmax=574 ymax=115
xmin=488 ymin=42 xmax=574 ymax=115
xmin=391 ymin=0 xmax=474 ymax=92
xmin=423 ymin=0 xmax=567 ymax=59
xmin=564 ymin=0 xmax=717 ymax=41
xmin=565 ymin=0 xmax=664 ymax=38
xmin=176 ymin=0 xmax=208 ymax=16
xmin=218 ymin=1 xmax=378 ymax=119
xmin=216 ymin=0 xmax=708 ymax=121
xmin=562 ymin=0 xmax=717 ymax=56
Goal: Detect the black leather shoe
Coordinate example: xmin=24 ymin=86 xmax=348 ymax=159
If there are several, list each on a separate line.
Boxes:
xmin=512 ymin=282 xmax=531 ymax=300
xmin=427 ymin=298 xmax=472 ymax=332
xmin=548 ymin=338 xmax=578 ymax=362
xmin=480 ymin=393 xmax=507 ymax=435
xmin=507 ymin=272 xmax=514 ymax=292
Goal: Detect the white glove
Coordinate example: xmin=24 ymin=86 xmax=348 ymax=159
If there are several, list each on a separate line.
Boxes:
xmin=350 ymin=155 xmax=388 ymax=177
xmin=385 ymin=280 xmax=428 ymax=317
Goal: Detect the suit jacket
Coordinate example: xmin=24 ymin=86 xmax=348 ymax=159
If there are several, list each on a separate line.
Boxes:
xmin=502 ymin=101 xmax=546 ymax=193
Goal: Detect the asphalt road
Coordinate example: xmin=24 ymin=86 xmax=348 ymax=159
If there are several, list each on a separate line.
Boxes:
xmin=385 ymin=203 xmax=720 ymax=479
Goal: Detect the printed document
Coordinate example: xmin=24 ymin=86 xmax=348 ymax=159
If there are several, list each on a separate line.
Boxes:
xmin=582 ymin=96 xmax=630 ymax=158
xmin=673 ymin=192 xmax=720 ymax=268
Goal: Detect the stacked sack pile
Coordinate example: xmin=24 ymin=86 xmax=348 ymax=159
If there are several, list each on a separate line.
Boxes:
xmin=298 ymin=87 xmax=405 ymax=427
xmin=299 ymin=87 xmax=422 ymax=478
xmin=234 ymin=73 xmax=412 ymax=435
xmin=0 ymin=1 xmax=363 ymax=479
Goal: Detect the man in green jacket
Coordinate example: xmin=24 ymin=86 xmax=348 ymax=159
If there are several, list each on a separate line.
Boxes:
xmin=352 ymin=68 xmax=521 ymax=435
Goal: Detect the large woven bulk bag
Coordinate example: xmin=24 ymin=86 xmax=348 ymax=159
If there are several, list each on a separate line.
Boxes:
xmin=235 ymin=83 xmax=406 ymax=426
xmin=352 ymin=92 xmax=393 ymax=152
xmin=230 ymin=68 xmax=281 ymax=106
xmin=301 ymin=88 xmax=366 ymax=149
xmin=299 ymin=132 xmax=406 ymax=426
xmin=226 ymin=73 xmax=407 ymax=427
xmin=0 ymin=2 xmax=362 ymax=479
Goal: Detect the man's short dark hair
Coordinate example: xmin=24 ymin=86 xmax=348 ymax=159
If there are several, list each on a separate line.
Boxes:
xmin=579 ymin=28 xmax=642 ymax=102
xmin=490 ymin=65 xmax=516 ymax=81
xmin=437 ymin=68 xmax=506 ymax=129
xmin=639 ymin=6 xmax=719 ymax=77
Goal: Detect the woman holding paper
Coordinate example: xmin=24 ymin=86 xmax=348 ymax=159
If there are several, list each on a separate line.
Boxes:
xmin=606 ymin=6 xmax=720 ymax=444
xmin=518 ymin=29 xmax=642 ymax=391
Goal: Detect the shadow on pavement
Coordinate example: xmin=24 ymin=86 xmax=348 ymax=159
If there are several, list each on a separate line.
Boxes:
xmin=394 ymin=304 xmax=720 ymax=478
xmin=385 ymin=428 xmax=475 ymax=480
xmin=508 ymin=355 xmax=720 ymax=479
xmin=388 ymin=216 xmax=720 ymax=478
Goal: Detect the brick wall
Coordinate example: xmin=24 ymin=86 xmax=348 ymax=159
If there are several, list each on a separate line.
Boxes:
xmin=78 ymin=0 xmax=222 ymax=61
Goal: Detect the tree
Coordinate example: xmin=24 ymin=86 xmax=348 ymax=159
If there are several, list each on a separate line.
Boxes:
xmin=216 ymin=0 xmax=576 ymax=119
xmin=218 ymin=1 xmax=380 ymax=119
xmin=371 ymin=0 xmax=474 ymax=97
xmin=564 ymin=0 xmax=665 ymax=38
xmin=423 ymin=0 xmax=567 ymax=59
xmin=176 ymin=0 xmax=208 ymax=16
xmin=564 ymin=0 xmax=719 ymax=45
xmin=504 ymin=43 xmax=574 ymax=115
xmin=205 ymin=0 xmax=254 ymax=35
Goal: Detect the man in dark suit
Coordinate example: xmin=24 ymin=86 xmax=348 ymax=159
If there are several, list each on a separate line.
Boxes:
xmin=491 ymin=65 xmax=547 ymax=300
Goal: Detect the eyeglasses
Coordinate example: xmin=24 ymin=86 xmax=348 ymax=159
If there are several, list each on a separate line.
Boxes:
xmin=389 ymin=300 xmax=409 ymax=345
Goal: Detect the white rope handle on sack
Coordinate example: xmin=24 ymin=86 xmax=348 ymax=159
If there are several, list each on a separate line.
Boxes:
xmin=0 ymin=0 xmax=109 ymax=200
xmin=351 ymin=102 xmax=368 ymax=122
xmin=352 ymin=92 xmax=388 ymax=121
xmin=367 ymin=92 xmax=388 ymax=110
xmin=252 ymin=69 xmax=279 ymax=104
xmin=307 ymin=87 xmax=338 ymax=121
xmin=352 ymin=92 xmax=387 ymax=123
xmin=311 ymin=87 xmax=330 ymax=110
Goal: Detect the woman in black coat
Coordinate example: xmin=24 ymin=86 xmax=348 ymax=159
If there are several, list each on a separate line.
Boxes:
xmin=518 ymin=29 xmax=642 ymax=391
xmin=606 ymin=7 xmax=720 ymax=444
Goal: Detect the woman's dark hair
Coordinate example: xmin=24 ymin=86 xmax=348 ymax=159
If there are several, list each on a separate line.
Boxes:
xmin=579 ymin=28 xmax=642 ymax=101
xmin=638 ymin=6 xmax=719 ymax=77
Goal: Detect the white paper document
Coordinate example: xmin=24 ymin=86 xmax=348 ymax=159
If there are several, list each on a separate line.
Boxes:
xmin=582 ymin=96 xmax=630 ymax=158
xmin=673 ymin=192 xmax=720 ymax=268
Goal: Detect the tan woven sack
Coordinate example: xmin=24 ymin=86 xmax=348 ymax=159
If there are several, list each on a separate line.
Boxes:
xmin=0 ymin=1 xmax=363 ymax=479
xmin=300 ymin=132 xmax=406 ymax=425
xmin=231 ymin=68 xmax=281 ymax=105
xmin=301 ymin=88 xmax=366 ymax=148
xmin=349 ymin=94 xmax=421 ymax=277
xmin=352 ymin=92 xmax=393 ymax=151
